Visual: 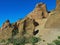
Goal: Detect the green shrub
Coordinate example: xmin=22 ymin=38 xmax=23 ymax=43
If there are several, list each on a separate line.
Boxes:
xmin=47 ymin=43 xmax=55 ymax=45
xmin=13 ymin=37 xmax=26 ymax=45
xmin=7 ymin=38 xmax=13 ymax=43
xmin=13 ymin=36 xmax=40 ymax=45
xmin=6 ymin=38 xmax=13 ymax=45
xmin=47 ymin=36 xmax=60 ymax=45
xmin=53 ymin=40 xmax=60 ymax=45
xmin=29 ymin=37 xmax=40 ymax=45
xmin=6 ymin=36 xmax=40 ymax=45
xmin=1 ymin=39 xmax=5 ymax=43
xmin=58 ymin=36 xmax=60 ymax=39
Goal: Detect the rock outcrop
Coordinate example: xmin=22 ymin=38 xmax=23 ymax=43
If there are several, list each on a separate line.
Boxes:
xmin=0 ymin=20 xmax=14 ymax=40
xmin=0 ymin=1 xmax=59 ymax=45
xmin=27 ymin=3 xmax=48 ymax=20
xmin=23 ymin=18 xmax=35 ymax=38
xmin=45 ymin=0 xmax=60 ymax=28
xmin=1 ymin=20 xmax=11 ymax=30
xmin=0 ymin=2 xmax=48 ymax=41
xmin=56 ymin=0 xmax=60 ymax=11
xmin=0 ymin=0 xmax=60 ymax=45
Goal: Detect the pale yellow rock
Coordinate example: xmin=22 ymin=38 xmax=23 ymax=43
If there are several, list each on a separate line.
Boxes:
xmin=27 ymin=2 xmax=48 ymax=20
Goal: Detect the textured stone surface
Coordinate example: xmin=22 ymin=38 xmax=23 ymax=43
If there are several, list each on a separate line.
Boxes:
xmin=56 ymin=0 xmax=60 ymax=11
xmin=45 ymin=0 xmax=60 ymax=28
xmin=0 ymin=20 xmax=14 ymax=40
xmin=0 ymin=1 xmax=60 ymax=45
xmin=27 ymin=3 xmax=48 ymax=20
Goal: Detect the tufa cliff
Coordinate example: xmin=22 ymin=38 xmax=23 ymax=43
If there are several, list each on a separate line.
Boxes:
xmin=0 ymin=2 xmax=48 ymax=41
xmin=0 ymin=1 xmax=60 ymax=45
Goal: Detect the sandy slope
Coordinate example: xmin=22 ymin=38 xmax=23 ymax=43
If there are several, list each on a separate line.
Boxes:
xmin=34 ymin=12 xmax=60 ymax=45
xmin=45 ymin=11 xmax=60 ymax=28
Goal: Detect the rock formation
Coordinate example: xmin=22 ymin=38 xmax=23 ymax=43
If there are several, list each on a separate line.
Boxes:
xmin=0 ymin=20 xmax=14 ymax=40
xmin=27 ymin=3 xmax=48 ymax=20
xmin=1 ymin=20 xmax=11 ymax=30
xmin=0 ymin=2 xmax=48 ymax=41
xmin=23 ymin=18 xmax=35 ymax=38
xmin=56 ymin=0 xmax=60 ymax=11
xmin=1 ymin=0 xmax=60 ymax=45
xmin=0 ymin=1 xmax=59 ymax=45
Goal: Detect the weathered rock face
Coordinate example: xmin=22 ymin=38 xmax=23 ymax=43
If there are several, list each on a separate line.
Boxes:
xmin=15 ymin=17 xmax=35 ymax=38
xmin=0 ymin=27 xmax=13 ymax=40
xmin=27 ymin=3 xmax=48 ymax=20
xmin=14 ymin=19 xmax=25 ymax=38
xmin=13 ymin=17 xmax=39 ymax=39
xmin=0 ymin=2 xmax=48 ymax=41
xmin=45 ymin=0 xmax=60 ymax=28
xmin=23 ymin=18 xmax=35 ymax=38
xmin=56 ymin=0 xmax=60 ymax=11
xmin=0 ymin=20 xmax=14 ymax=40
xmin=0 ymin=18 xmax=36 ymax=40
xmin=1 ymin=20 xmax=11 ymax=30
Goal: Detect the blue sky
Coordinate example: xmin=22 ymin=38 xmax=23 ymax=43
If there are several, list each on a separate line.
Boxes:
xmin=0 ymin=0 xmax=56 ymax=27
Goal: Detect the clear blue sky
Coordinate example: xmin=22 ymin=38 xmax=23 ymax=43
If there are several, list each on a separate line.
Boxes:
xmin=0 ymin=0 xmax=56 ymax=27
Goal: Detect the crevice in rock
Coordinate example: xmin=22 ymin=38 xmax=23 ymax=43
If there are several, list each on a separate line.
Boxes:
xmin=33 ymin=30 xmax=39 ymax=35
xmin=33 ymin=20 xmax=39 ymax=27
xmin=23 ymin=20 xmax=26 ymax=30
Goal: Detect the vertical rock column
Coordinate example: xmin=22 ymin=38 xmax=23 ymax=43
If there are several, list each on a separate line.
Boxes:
xmin=17 ymin=20 xmax=24 ymax=38
xmin=24 ymin=18 xmax=35 ymax=39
